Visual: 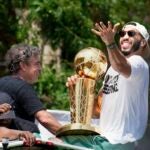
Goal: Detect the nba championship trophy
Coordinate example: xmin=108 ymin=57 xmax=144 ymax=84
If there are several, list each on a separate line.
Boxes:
xmin=56 ymin=47 xmax=107 ymax=136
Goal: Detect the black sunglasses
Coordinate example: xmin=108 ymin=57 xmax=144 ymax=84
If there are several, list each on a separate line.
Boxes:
xmin=118 ymin=30 xmax=136 ymax=37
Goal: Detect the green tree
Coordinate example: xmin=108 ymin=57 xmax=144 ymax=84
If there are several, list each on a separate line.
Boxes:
xmin=27 ymin=0 xmax=109 ymax=61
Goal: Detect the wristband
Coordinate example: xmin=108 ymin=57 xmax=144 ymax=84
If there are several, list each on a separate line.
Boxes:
xmin=106 ymin=42 xmax=117 ymax=50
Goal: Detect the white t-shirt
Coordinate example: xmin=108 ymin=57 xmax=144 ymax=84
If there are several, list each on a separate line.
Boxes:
xmin=100 ymin=55 xmax=149 ymax=144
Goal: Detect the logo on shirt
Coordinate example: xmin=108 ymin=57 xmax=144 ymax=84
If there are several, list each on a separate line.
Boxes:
xmin=103 ymin=74 xmax=119 ymax=94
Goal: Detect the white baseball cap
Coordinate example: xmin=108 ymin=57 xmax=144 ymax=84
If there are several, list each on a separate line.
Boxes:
xmin=123 ymin=21 xmax=149 ymax=41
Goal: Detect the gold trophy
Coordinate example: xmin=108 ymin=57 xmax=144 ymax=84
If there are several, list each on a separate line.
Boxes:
xmin=56 ymin=47 xmax=107 ymax=136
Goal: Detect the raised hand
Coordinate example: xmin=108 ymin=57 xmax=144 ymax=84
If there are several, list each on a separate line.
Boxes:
xmin=91 ymin=21 xmax=120 ymax=45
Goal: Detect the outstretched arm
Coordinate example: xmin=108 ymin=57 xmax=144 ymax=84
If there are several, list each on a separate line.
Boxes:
xmin=91 ymin=21 xmax=131 ymax=78
xmin=35 ymin=110 xmax=62 ymax=135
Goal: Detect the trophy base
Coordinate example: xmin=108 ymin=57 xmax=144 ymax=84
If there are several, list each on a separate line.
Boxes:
xmin=56 ymin=123 xmax=100 ymax=137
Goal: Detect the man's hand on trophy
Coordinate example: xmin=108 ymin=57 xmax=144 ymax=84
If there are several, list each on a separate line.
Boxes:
xmin=66 ymin=73 xmax=87 ymax=87
xmin=66 ymin=74 xmax=80 ymax=102
xmin=66 ymin=74 xmax=78 ymax=87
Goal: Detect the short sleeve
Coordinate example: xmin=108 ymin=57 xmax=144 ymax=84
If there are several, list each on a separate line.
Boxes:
xmin=127 ymin=55 xmax=148 ymax=80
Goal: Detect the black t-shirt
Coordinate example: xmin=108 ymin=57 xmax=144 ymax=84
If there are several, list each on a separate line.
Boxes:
xmin=0 ymin=75 xmax=45 ymax=122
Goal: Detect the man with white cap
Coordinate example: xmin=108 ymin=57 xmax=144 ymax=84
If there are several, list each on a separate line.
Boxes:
xmin=65 ymin=21 xmax=149 ymax=150
xmin=119 ymin=21 xmax=150 ymax=58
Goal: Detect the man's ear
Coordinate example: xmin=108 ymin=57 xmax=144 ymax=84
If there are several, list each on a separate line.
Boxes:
xmin=139 ymin=39 xmax=150 ymax=59
xmin=140 ymin=39 xmax=147 ymax=48
xmin=19 ymin=62 xmax=26 ymax=71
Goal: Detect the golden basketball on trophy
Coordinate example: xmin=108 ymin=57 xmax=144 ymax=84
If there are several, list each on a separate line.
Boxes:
xmin=56 ymin=47 xmax=107 ymax=136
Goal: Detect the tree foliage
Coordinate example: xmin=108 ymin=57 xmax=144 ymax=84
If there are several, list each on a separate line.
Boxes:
xmin=34 ymin=66 xmax=73 ymax=110
xmin=27 ymin=0 xmax=110 ymax=61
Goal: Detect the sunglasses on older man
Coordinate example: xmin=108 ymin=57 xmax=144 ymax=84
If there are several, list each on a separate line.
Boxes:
xmin=118 ymin=30 xmax=136 ymax=37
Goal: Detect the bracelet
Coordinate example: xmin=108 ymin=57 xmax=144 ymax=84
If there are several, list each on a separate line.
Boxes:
xmin=106 ymin=42 xmax=117 ymax=50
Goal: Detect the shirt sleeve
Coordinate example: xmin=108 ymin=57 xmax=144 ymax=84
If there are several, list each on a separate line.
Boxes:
xmin=127 ymin=55 xmax=148 ymax=81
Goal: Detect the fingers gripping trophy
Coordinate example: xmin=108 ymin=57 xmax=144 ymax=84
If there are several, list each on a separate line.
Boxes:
xmin=56 ymin=47 xmax=107 ymax=136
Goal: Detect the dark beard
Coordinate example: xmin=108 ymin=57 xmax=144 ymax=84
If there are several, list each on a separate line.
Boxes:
xmin=122 ymin=41 xmax=141 ymax=56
